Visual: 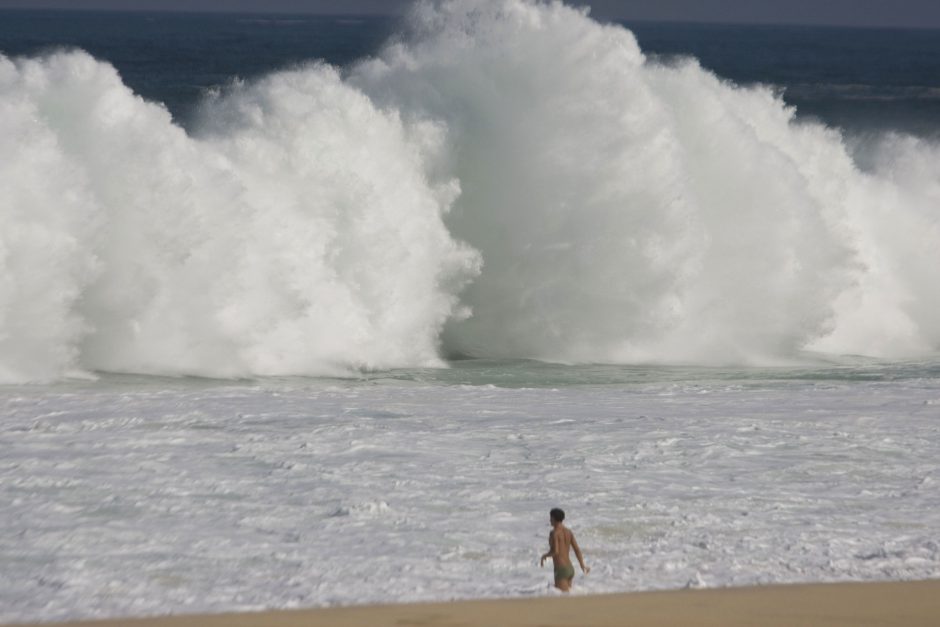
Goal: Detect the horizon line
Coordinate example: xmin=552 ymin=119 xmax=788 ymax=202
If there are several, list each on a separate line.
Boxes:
xmin=2 ymin=5 xmax=940 ymax=32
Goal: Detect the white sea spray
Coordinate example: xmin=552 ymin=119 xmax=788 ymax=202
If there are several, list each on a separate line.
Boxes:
xmin=2 ymin=0 xmax=939 ymax=382
xmin=1 ymin=52 xmax=479 ymax=381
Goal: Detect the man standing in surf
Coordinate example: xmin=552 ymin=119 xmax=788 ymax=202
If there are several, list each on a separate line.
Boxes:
xmin=540 ymin=508 xmax=589 ymax=591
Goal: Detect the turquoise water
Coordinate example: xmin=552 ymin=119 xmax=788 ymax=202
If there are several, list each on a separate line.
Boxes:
xmin=5 ymin=357 xmax=933 ymax=394
xmin=356 ymin=357 xmax=940 ymax=387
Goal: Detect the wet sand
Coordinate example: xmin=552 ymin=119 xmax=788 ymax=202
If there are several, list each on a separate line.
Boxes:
xmin=8 ymin=580 xmax=940 ymax=627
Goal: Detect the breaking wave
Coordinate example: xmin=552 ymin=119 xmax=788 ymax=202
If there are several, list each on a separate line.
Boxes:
xmin=2 ymin=0 xmax=939 ymax=382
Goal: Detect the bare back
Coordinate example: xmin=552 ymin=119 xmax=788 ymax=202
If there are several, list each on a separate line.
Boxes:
xmin=549 ymin=525 xmax=574 ymax=567
xmin=541 ymin=513 xmax=589 ymax=591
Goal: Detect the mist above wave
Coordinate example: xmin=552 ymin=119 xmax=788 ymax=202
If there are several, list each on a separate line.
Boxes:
xmin=2 ymin=0 xmax=939 ymax=382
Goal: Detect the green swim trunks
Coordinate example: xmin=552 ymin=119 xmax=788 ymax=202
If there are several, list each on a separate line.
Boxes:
xmin=554 ymin=563 xmax=575 ymax=580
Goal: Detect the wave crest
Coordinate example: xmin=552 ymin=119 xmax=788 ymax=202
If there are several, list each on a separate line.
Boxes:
xmin=2 ymin=0 xmax=939 ymax=381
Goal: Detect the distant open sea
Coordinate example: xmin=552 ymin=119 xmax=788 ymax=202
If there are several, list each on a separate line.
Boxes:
xmin=2 ymin=3 xmax=939 ymax=623
xmin=4 ymin=9 xmax=940 ymax=135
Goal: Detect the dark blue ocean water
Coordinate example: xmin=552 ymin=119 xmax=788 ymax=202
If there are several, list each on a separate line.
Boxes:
xmin=2 ymin=9 xmax=940 ymax=136
xmin=0 ymin=10 xmax=398 ymax=124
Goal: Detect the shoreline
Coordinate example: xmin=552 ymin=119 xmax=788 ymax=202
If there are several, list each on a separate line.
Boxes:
xmin=7 ymin=580 xmax=940 ymax=627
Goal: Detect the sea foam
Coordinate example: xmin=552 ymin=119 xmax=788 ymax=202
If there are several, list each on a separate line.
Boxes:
xmin=1 ymin=51 xmax=479 ymax=382
xmin=2 ymin=0 xmax=939 ymax=382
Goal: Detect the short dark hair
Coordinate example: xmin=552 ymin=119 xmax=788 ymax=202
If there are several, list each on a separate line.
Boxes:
xmin=550 ymin=508 xmax=565 ymax=522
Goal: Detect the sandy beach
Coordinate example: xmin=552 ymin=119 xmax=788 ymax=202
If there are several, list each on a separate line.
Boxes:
xmin=8 ymin=580 xmax=939 ymax=627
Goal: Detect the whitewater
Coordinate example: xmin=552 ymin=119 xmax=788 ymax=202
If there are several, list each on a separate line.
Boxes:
xmin=2 ymin=0 xmax=940 ymax=622
xmin=1 ymin=0 xmax=938 ymax=381
xmin=2 ymin=366 xmax=940 ymax=622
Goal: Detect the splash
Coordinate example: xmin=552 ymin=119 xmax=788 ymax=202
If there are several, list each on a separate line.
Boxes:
xmin=353 ymin=0 xmax=940 ymax=364
xmin=0 ymin=52 xmax=479 ymax=381
xmin=1 ymin=0 xmax=939 ymax=382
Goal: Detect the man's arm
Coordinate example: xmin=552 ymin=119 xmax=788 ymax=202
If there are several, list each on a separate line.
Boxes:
xmin=540 ymin=530 xmax=555 ymax=566
xmin=571 ymin=532 xmax=590 ymax=574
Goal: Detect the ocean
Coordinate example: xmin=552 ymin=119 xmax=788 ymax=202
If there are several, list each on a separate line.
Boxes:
xmin=2 ymin=1 xmax=939 ymax=622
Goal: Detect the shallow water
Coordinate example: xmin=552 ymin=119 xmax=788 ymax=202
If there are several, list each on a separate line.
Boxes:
xmin=2 ymin=362 xmax=939 ymax=621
